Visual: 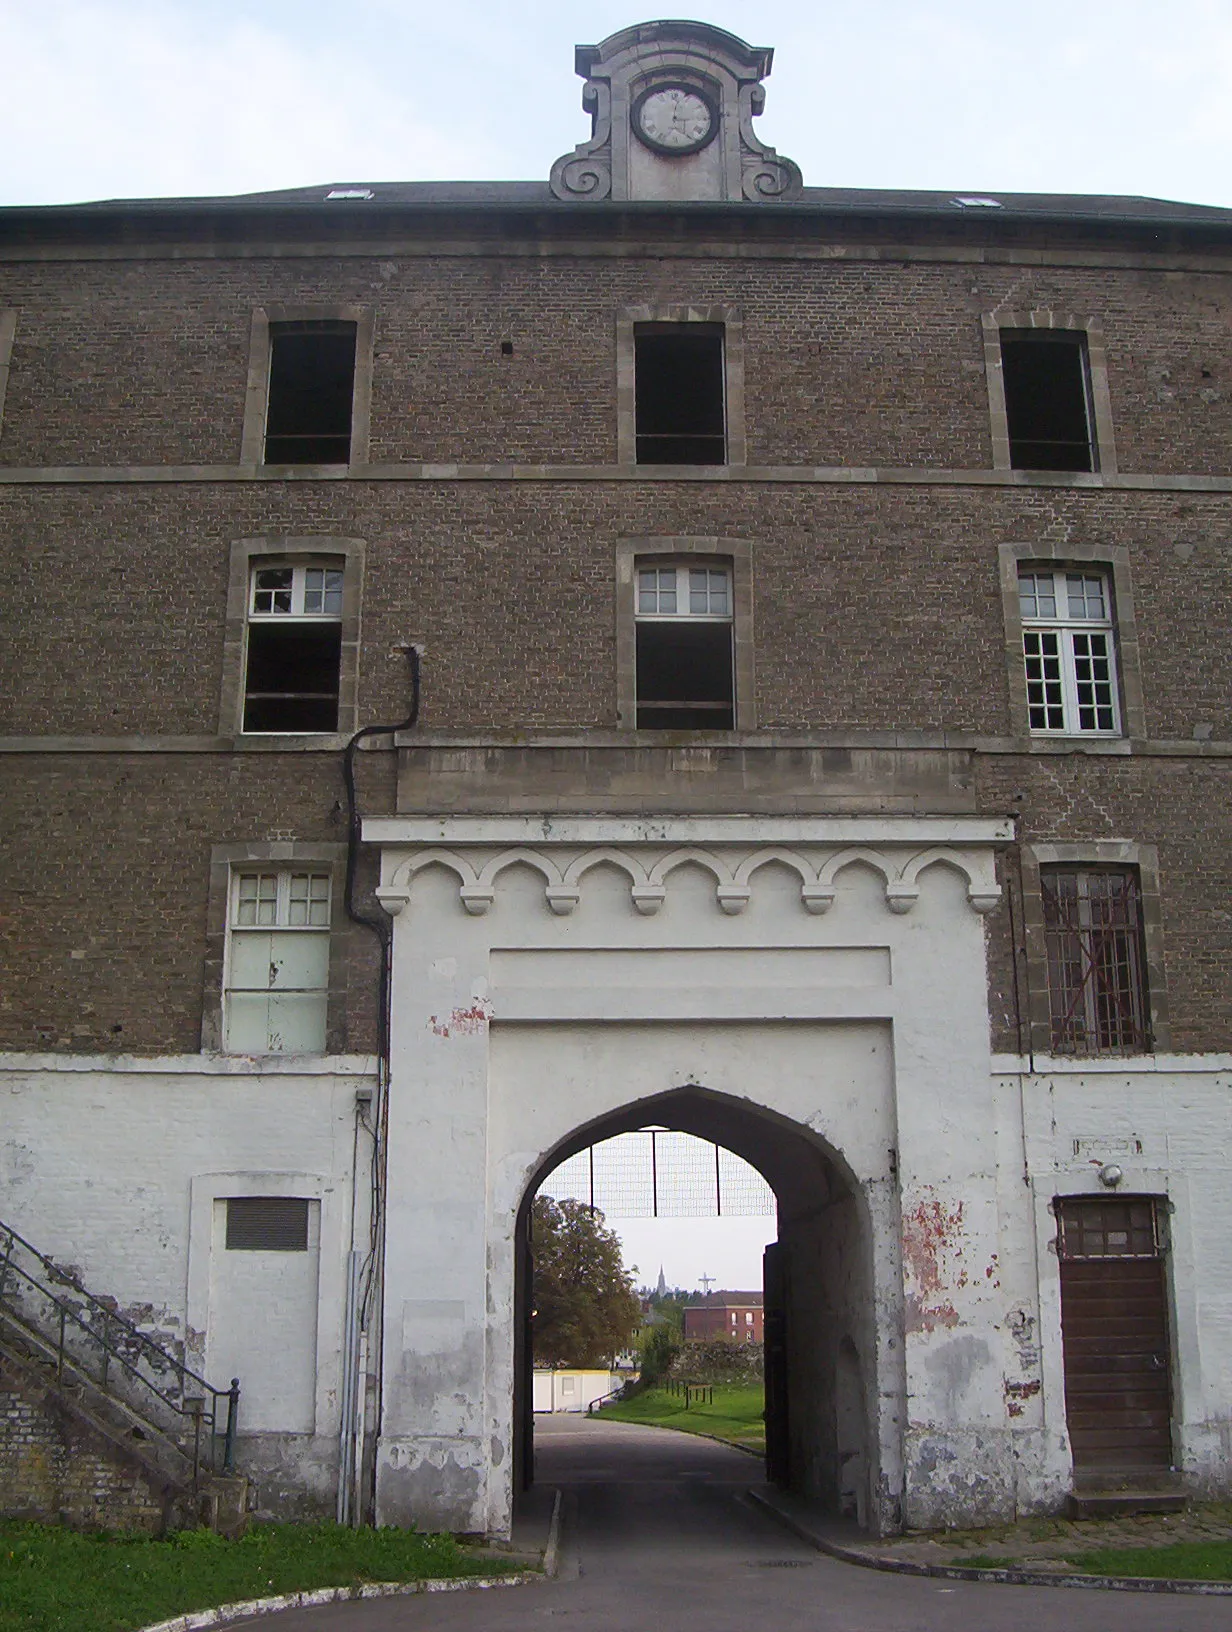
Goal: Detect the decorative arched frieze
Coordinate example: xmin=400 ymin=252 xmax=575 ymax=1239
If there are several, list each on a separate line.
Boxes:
xmin=645 ymin=847 xmax=733 ymax=889
xmin=377 ymin=837 xmax=1003 ymax=921
xmin=817 ymin=847 xmax=896 ymax=894
xmin=901 ymin=847 xmax=1002 ymax=915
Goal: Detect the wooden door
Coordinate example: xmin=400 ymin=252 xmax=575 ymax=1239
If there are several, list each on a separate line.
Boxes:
xmin=1057 ymin=1197 xmax=1172 ymax=1472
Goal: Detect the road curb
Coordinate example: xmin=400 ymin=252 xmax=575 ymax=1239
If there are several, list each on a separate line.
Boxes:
xmin=136 ymin=1569 xmax=543 ymax=1631
xmin=746 ymin=1488 xmax=1232 ymax=1597
xmin=543 ymin=1486 xmax=564 ymax=1578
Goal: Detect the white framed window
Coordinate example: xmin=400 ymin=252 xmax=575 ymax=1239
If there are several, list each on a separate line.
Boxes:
xmin=243 ymin=562 xmax=344 ymax=733
xmin=635 ymin=562 xmax=734 ymax=729
xmin=223 ymin=869 xmax=331 ymax=1054
xmin=1018 ymin=567 xmax=1120 ymax=735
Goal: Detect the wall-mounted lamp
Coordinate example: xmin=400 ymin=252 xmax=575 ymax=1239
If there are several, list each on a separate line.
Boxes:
xmin=1098 ymin=1163 xmax=1124 ymax=1188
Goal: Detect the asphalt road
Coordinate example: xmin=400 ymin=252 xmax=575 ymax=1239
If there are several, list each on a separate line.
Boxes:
xmin=240 ymin=1415 xmax=1229 ymax=1630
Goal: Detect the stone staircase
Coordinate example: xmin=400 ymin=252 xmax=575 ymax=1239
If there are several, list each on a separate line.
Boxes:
xmin=0 ymin=1217 xmax=244 ymax=1533
xmin=1068 ymin=1466 xmax=1189 ymax=1518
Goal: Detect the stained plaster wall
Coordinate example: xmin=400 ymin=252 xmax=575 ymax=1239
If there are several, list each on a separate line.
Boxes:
xmin=372 ymin=814 xmax=1013 ymax=1536
xmin=996 ymin=1056 xmax=1232 ymax=1498
xmin=0 ymin=1054 xmax=374 ymax=1515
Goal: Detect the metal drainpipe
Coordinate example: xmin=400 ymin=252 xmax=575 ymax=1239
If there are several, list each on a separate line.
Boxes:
xmin=338 ymin=646 xmax=421 ymax=1524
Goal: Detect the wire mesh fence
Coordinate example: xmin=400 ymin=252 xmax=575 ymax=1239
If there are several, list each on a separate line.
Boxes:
xmin=538 ymin=1129 xmax=776 ymax=1218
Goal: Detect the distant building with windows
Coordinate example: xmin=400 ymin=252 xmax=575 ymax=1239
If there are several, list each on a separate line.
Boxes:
xmin=1 ymin=18 xmax=1230 ymax=1540
xmin=683 ymin=1293 xmax=764 ymax=1344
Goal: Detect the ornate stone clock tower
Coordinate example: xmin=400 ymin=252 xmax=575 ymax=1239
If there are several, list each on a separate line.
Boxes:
xmin=550 ymin=19 xmax=802 ymax=203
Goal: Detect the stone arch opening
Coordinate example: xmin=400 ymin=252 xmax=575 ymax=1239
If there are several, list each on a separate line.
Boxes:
xmin=512 ymin=1083 xmax=884 ymax=1523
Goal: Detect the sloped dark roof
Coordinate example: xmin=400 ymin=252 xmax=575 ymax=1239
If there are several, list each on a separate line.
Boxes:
xmin=9 ymin=178 xmax=1232 ymax=228
xmin=684 ymin=1291 xmax=764 ymax=1308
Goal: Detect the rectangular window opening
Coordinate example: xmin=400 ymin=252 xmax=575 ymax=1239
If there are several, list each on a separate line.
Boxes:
xmin=1018 ymin=566 xmax=1120 ymax=736
xmin=265 ymin=320 xmax=357 ymax=465
xmin=634 ymin=324 xmax=726 ymax=465
xmin=635 ymin=562 xmax=734 ymax=729
xmin=243 ymin=563 xmax=343 ymax=733
xmin=224 ymin=868 xmax=331 ymax=1054
xmin=225 ymin=1196 xmax=311 ymax=1251
xmin=1001 ymin=330 xmax=1095 ymax=472
xmin=1042 ymin=867 xmax=1150 ymax=1056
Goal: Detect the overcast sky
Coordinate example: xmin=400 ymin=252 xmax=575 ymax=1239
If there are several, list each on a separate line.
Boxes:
xmin=3 ymin=0 xmax=1231 ymax=209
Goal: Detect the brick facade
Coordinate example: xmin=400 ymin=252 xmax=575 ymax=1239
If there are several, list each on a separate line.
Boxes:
xmin=2 ymin=19 xmax=1231 ymax=1531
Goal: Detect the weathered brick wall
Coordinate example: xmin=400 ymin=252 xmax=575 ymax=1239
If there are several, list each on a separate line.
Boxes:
xmin=1 ymin=235 xmax=1230 ymax=472
xmin=1 ymin=219 xmax=1229 ymax=1059
xmin=0 ymin=1366 xmax=165 ymax=1532
xmin=3 ymin=484 xmax=1230 ymax=739
xmin=977 ymin=756 xmax=1232 ymax=1054
xmin=0 ymin=754 xmax=385 ymax=1053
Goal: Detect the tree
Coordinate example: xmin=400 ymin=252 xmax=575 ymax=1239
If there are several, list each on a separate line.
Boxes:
xmin=531 ymin=1195 xmax=641 ymax=1368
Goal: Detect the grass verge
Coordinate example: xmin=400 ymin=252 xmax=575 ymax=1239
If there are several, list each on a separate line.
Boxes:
xmin=0 ymin=1520 xmax=521 ymax=1632
xmin=595 ymin=1382 xmax=765 ymax=1454
xmin=1063 ymin=1540 xmax=1232 ymax=1580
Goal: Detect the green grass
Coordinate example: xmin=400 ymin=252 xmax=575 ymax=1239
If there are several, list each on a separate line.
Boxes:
xmin=0 ymin=1520 xmax=520 ymax=1632
xmin=1063 ymin=1540 xmax=1232 ymax=1580
xmin=595 ymin=1382 xmax=765 ymax=1453
xmin=951 ymin=1554 xmax=1016 ymax=1570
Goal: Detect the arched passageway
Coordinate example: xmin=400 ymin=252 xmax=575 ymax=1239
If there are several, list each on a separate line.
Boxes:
xmin=514 ymin=1085 xmax=883 ymax=1526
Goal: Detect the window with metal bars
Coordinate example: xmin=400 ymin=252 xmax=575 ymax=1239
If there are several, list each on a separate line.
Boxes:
xmin=635 ymin=562 xmax=734 ymax=728
xmin=1057 ymin=1197 xmax=1160 ymax=1260
xmin=1019 ymin=567 xmax=1120 ymax=735
xmin=243 ymin=562 xmax=343 ymax=732
xmin=1042 ymin=867 xmax=1150 ymax=1055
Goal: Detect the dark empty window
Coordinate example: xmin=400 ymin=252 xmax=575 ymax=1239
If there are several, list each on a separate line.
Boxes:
xmin=265 ymin=320 xmax=357 ymax=465
xmin=1000 ymin=331 xmax=1094 ymax=471
xmin=635 ymin=324 xmax=725 ymax=464
xmin=1042 ymin=867 xmax=1149 ymax=1055
xmin=243 ymin=563 xmax=342 ymax=732
xmin=635 ymin=563 xmax=733 ymax=729
xmin=225 ymin=1196 xmax=310 ymax=1251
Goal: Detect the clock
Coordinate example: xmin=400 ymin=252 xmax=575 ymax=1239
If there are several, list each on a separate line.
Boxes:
xmin=631 ymin=83 xmax=719 ymax=156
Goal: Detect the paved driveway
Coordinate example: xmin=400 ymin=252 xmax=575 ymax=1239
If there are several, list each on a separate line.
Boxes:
xmin=240 ymin=1415 xmax=1228 ymax=1630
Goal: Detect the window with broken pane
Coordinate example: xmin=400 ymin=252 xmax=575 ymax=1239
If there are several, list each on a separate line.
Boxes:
xmin=264 ymin=320 xmax=357 ymax=465
xmin=243 ymin=563 xmax=344 ymax=733
xmin=635 ymin=563 xmax=734 ymax=729
xmin=1041 ymin=867 xmax=1150 ymax=1055
xmin=1018 ymin=567 xmax=1120 ymax=735
xmin=1000 ymin=330 xmax=1095 ymax=471
xmin=224 ymin=869 xmax=331 ymax=1054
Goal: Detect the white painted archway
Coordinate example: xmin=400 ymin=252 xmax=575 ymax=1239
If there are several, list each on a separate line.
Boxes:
xmin=367 ymin=815 xmax=1013 ymax=1537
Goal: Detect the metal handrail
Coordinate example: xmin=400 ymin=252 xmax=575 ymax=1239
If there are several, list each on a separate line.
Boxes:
xmin=586 ymin=1384 xmax=628 ymax=1414
xmin=0 ymin=1218 xmax=239 ymax=1484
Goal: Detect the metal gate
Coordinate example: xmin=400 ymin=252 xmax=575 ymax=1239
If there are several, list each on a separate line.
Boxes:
xmin=1057 ymin=1196 xmax=1172 ymax=1472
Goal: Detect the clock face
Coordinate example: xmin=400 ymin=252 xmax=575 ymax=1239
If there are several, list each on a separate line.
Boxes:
xmin=632 ymin=84 xmax=718 ymax=156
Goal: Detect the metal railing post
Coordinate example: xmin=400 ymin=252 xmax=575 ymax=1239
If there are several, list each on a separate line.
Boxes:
xmin=223 ymin=1379 xmax=240 ymax=1474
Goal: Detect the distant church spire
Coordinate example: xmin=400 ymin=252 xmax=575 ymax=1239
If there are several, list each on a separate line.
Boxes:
xmin=656 ymin=1265 xmax=667 ymax=1297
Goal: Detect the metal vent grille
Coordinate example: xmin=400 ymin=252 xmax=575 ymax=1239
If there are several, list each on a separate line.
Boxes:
xmin=225 ymin=1196 xmax=310 ymax=1251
